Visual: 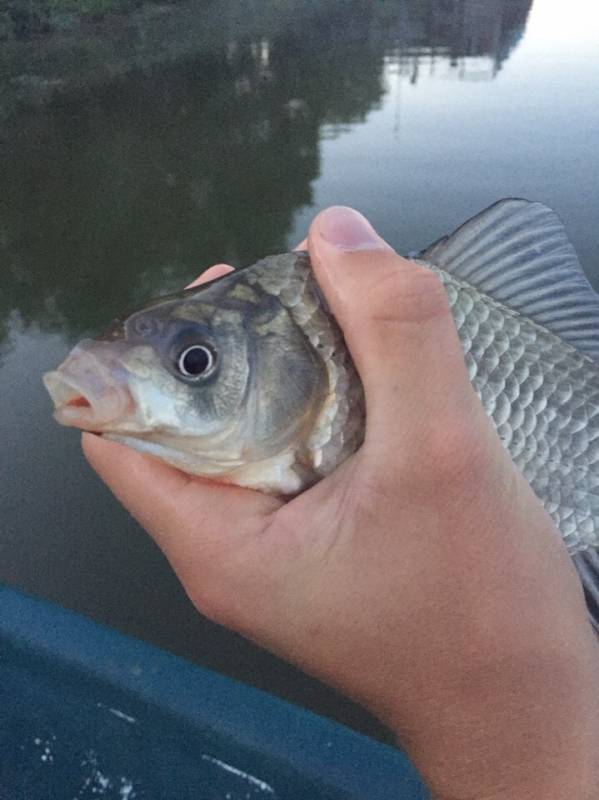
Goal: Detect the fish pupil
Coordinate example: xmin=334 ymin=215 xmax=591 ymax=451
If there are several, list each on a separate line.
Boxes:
xmin=178 ymin=345 xmax=213 ymax=378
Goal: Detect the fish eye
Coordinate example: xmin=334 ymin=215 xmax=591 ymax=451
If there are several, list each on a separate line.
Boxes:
xmin=176 ymin=344 xmax=216 ymax=379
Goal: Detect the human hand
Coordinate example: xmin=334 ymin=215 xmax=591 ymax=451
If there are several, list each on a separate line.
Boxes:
xmin=83 ymin=207 xmax=599 ymax=800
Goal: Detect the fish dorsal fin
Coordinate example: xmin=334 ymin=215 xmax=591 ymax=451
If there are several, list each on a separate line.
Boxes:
xmin=420 ymin=199 xmax=599 ymax=361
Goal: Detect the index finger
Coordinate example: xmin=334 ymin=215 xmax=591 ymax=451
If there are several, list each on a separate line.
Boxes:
xmin=186 ymin=263 xmax=234 ymax=288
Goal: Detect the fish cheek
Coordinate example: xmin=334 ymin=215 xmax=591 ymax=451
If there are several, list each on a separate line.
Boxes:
xmin=199 ymin=332 xmax=250 ymax=421
xmin=247 ymin=311 xmax=328 ymax=456
xmin=116 ymin=345 xmax=195 ymax=431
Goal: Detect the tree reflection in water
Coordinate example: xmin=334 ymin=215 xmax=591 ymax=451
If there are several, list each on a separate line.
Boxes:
xmin=0 ymin=0 xmax=532 ymax=349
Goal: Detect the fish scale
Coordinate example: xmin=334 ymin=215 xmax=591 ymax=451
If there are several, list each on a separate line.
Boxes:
xmin=431 ymin=264 xmax=599 ymax=554
xmin=244 ymin=253 xmax=365 ymax=479
xmin=245 ymin=249 xmax=599 ymax=555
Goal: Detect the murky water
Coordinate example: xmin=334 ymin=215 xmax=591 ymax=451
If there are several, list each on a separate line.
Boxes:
xmin=1 ymin=0 xmax=598 ymax=738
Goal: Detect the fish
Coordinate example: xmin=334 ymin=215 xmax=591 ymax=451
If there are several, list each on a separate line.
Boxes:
xmin=43 ymin=199 xmax=599 ymax=628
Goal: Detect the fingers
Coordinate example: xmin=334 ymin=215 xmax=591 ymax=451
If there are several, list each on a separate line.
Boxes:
xmin=82 ymin=256 xmax=282 ymax=620
xmin=82 ymin=433 xmax=280 ymax=599
xmin=307 ymin=207 xmax=480 ymax=459
xmin=186 ymin=263 xmax=234 ymax=289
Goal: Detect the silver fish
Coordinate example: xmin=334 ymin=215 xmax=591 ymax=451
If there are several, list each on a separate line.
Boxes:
xmin=43 ymin=199 xmax=599 ymax=626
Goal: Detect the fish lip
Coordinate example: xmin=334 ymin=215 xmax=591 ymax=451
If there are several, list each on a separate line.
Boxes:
xmin=43 ymin=343 xmax=134 ymax=429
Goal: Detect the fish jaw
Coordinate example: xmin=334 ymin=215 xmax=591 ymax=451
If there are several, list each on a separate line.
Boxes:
xmin=104 ymin=433 xmax=304 ymax=494
xmin=43 ymin=341 xmax=135 ymax=430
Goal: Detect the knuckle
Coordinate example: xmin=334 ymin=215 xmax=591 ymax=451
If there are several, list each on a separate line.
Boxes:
xmin=364 ymin=261 xmax=449 ymax=326
xmin=186 ymin=584 xmax=242 ymax=631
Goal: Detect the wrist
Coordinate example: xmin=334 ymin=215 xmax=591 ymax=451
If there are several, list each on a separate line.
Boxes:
xmin=386 ymin=635 xmax=599 ymax=800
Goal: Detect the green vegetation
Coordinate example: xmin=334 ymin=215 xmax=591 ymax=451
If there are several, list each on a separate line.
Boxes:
xmin=0 ymin=0 xmax=533 ymax=341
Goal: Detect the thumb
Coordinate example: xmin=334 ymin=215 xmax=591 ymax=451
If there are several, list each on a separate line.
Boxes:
xmin=307 ymin=206 xmax=482 ymax=464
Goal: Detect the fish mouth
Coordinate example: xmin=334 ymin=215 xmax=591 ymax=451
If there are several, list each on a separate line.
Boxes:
xmin=43 ymin=341 xmax=134 ymax=430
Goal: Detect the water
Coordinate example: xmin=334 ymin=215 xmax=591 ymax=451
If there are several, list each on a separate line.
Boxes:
xmin=1 ymin=0 xmax=598 ymax=739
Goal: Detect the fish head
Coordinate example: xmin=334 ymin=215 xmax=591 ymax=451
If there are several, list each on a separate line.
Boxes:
xmin=43 ymin=273 xmax=328 ymax=479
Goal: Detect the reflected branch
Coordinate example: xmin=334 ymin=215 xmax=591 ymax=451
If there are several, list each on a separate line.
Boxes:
xmin=0 ymin=0 xmax=532 ymax=344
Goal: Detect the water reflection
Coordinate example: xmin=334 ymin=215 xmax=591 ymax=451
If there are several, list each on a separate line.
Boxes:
xmin=0 ymin=0 xmax=532 ymax=349
xmin=387 ymin=0 xmax=531 ymax=81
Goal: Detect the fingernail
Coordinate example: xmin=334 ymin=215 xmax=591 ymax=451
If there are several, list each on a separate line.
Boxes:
xmin=316 ymin=206 xmax=391 ymax=251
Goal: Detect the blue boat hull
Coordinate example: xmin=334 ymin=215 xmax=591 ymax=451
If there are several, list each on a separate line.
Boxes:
xmin=0 ymin=585 xmax=428 ymax=799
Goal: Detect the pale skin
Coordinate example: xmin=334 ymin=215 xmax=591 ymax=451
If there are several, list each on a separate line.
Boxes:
xmin=83 ymin=207 xmax=599 ymax=799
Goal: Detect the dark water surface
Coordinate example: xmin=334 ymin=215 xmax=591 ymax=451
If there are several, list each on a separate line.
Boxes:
xmin=1 ymin=0 xmax=598 ymax=739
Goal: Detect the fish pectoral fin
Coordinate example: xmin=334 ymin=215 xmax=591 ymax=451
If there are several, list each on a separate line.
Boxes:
xmin=572 ymin=549 xmax=599 ymax=635
xmin=419 ymin=199 xmax=599 ymax=361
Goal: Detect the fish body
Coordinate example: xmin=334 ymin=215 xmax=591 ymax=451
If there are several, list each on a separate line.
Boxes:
xmin=43 ymin=199 xmax=599 ymax=623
